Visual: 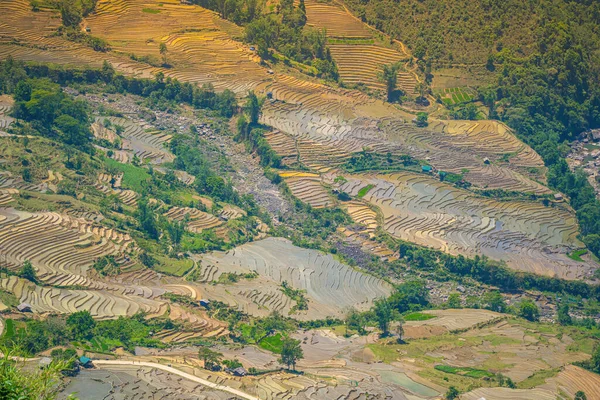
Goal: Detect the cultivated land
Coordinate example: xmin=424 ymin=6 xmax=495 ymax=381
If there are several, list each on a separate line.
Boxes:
xmin=196 ymin=237 xmax=392 ymax=318
xmin=1 ymin=0 xmax=599 ymax=399
xmin=1 ymin=0 xmax=588 ymax=278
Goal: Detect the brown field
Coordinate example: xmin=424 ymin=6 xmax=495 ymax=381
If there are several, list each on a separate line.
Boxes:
xmin=404 ymin=309 xmax=503 ymax=339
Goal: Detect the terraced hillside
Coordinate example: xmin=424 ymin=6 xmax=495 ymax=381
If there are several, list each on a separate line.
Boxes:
xmin=0 ymin=0 xmax=596 ymax=279
xmin=336 ymin=172 xmax=590 ymax=279
xmin=196 ymin=238 xmax=392 ymax=318
xmin=0 ymin=208 xmax=134 ymax=283
xmin=303 ymin=0 xmax=416 ymax=93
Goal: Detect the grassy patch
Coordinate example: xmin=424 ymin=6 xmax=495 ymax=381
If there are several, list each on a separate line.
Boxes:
xmin=434 ymin=365 xmax=495 ymax=378
xmin=403 ymin=312 xmax=436 ymax=321
xmin=259 ymin=333 xmax=284 ymax=353
xmin=104 ymin=158 xmax=151 ymax=193
xmin=357 ymin=184 xmax=375 ymax=198
xmin=0 ymin=290 xmax=18 ymax=308
xmin=480 ymin=335 xmax=521 ymax=346
xmin=2 ymin=319 xmax=15 ymax=338
xmin=142 ymin=8 xmax=161 ymax=13
xmin=517 ymin=368 xmax=560 ymax=389
xmin=567 ymin=248 xmax=587 ymax=262
xmin=152 ymin=255 xmax=195 ymax=276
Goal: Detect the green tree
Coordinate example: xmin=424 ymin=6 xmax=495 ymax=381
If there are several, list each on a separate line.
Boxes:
xmin=575 ymin=391 xmax=588 ymax=400
xmin=345 ymin=308 xmax=365 ymax=335
xmin=557 ymin=303 xmax=572 ymax=326
xmin=518 ymin=299 xmax=540 ymax=322
xmin=0 ymin=347 xmax=70 ymax=400
xmin=60 ymin=0 xmax=83 ymax=27
xmin=591 ymin=344 xmax=600 ymax=373
xmin=373 ymin=298 xmax=392 ymax=336
xmin=159 ymin=42 xmax=168 ymax=66
xmin=445 ymin=386 xmax=459 ymax=400
xmin=66 ymin=310 xmax=96 ymax=340
xmin=415 ymin=112 xmax=429 ymax=127
xmin=136 ymin=198 xmax=159 ymax=240
xmin=245 ymin=90 xmax=262 ymax=125
xmin=19 ymin=260 xmax=37 ymax=282
xmin=446 ymin=293 xmax=462 ymax=308
xmin=379 ymin=63 xmax=400 ymax=102
xmin=395 ymin=318 xmax=405 ymax=344
xmin=483 ymin=291 xmax=505 ymax=313
xmin=167 ymin=220 xmax=185 ymax=246
xmin=279 ymin=337 xmax=303 ymax=370
xmin=198 ymin=347 xmax=223 ymax=370
xmin=14 ymin=80 xmax=32 ymax=102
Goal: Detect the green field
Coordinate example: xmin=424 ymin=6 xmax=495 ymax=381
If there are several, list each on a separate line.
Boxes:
xmin=104 ymin=158 xmax=151 ymax=193
xmin=357 ymin=184 xmax=375 ymax=198
xmin=259 ymin=333 xmax=284 ymax=353
xmin=567 ymin=249 xmax=588 ymax=262
xmin=152 ymin=256 xmax=195 ymax=277
xmin=434 ymin=364 xmax=494 ymax=378
xmin=2 ymin=319 xmax=15 ymax=338
xmin=404 ymin=312 xmax=436 ymax=321
xmin=435 ymin=87 xmax=475 ymax=105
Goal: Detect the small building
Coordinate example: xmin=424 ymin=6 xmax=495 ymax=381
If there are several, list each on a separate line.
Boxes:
xmin=79 ymin=356 xmax=93 ymax=368
xmin=39 ymin=357 xmax=52 ymax=369
xmin=421 ymin=165 xmax=432 ymax=173
xmin=199 ymin=299 xmax=210 ymax=307
xmin=85 ymin=27 xmax=91 ymax=33
xmin=232 ymin=367 xmax=247 ymax=376
xmin=554 ymin=193 xmax=564 ymax=201
xmin=483 ymin=157 xmax=490 ymax=164
xmin=592 ymin=129 xmax=600 ymax=142
xmin=17 ymin=302 xmax=32 ymax=312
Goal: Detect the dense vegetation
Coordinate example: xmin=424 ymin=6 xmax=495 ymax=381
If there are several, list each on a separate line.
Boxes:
xmin=194 ymin=0 xmax=338 ymax=79
xmin=342 ymin=0 xmax=600 ymax=257
xmin=0 ymin=311 xmax=173 ymax=356
xmin=11 ymin=77 xmax=92 ymax=150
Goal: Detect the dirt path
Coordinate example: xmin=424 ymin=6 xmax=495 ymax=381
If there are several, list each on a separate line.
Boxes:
xmin=93 ymin=360 xmax=259 ymax=400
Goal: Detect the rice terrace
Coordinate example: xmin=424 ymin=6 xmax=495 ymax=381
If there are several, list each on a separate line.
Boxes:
xmin=0 ymin=0 xmax=600 ymax=399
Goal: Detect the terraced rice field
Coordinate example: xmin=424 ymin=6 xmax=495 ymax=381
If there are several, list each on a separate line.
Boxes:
xmin=541 ymin=365 xmax=600 ymax=399
xmin=1 ymin=0 xmax=593 ymax=285
xmin=0 ymin=207 xmax=134 ymax=283
xmin=261 ymin=98 xmax=548 ymax=195
xmin=304 ymin=0 xmax=373 ymax=39
xmin=336 ymin=172 xmax=591 ymax=279
xmin=302 ymin=0 xmax=416 ymax=92
xmin=434 ymin=87 xmax=475 ymax=105
xmin=0 ymin=95 xmax=14 ymax=131
xmin=329 ymin=44 xmax=415 ymax=92
xmin=100 ymin=116 xmax=174 ymax=164
xmin=164 ymin=206 xmax=223 ymax=233
xmin=0 ymin=276 xmax=167 ymax=319
xmin=196 ymin=238 xmax=391 ymax=318
xmin=404 ymin=309 xmax=502 ymax=339
xmin=460 ymin=387 xmax=555 ymax=400
xmin=86 ymin=0 xmax=268 ymax=92
xmin=282 ymin=173 xmax=334 ymax=208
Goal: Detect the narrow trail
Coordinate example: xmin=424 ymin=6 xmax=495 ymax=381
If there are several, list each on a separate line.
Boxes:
xmin=93 ymin=360 xmax=259 ymax=400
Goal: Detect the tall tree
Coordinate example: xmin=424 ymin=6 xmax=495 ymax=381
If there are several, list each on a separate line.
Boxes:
xmin=373 ymin=298 xmax=392 ymax=336
xmin=379 ymin=63 xmax=400 ymax=102
xmin=198 ymin=347 xmax=223 ymax=370
xmin=245 ymin=91 xmax=262 ymax=125
xmin=19 ymin=260 xmax=37 ymax=283
xmin=159 ymin=42 xmax=168 ymax=66
xmin=66 ymin=310 xmax=96 ymax=340
xmin=279 ymin=337 xmax=303 ymax=370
